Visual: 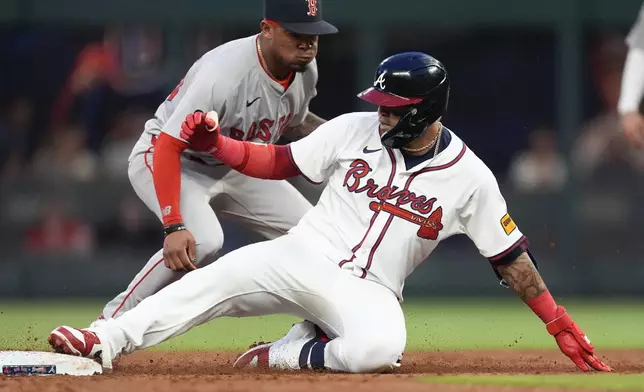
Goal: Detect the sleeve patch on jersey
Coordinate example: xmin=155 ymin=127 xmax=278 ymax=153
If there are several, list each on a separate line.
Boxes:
xmin=500 ymin=213 xmax=517 ymax=235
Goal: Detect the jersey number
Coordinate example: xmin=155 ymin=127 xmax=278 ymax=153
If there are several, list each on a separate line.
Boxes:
xmin=230 ymin=113 xmax=293 ymax=142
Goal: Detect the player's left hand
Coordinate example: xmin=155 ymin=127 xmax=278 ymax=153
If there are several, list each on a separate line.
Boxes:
xmin=547 ymin=306 xmax=612 ymax=372
xmin=180 ymin=110 xmax=220 ymax=152
xmin=163 ymin=229 xmax=198 ymax=272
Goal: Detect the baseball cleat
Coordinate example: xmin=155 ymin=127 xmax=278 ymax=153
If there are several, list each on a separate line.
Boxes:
xmin=393 ymin=352 xmax=403 ymax=368
xmin=48 ymin=326 xmax=112 ymax=369
xmin=232 ymin=341 xmax=272 ymax=368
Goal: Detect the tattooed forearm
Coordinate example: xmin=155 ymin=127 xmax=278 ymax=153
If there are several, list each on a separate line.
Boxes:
xmin=496 ymin=252 xmax=548 ymax=302
xmin=285 ymin=112 xmax=326 ymax=141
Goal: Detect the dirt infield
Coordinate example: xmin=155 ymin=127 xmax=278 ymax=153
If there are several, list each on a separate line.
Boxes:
xmin=1 ymin=349 xmax=643 ymax=392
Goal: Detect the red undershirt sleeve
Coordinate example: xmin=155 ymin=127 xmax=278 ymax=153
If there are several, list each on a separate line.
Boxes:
xmin=210 ymin=135 xmax=300 ymax=180
xmin=153 ymin=132 xmax=188 ymax=226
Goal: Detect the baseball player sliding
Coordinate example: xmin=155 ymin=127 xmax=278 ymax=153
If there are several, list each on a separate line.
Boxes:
xmin=49 ymin=52 xmax=611 ymax=374
xmin=619 ymin=1 xmax=644 ymax=147
xmin=89 ymin=0 xmax=337 ymax=326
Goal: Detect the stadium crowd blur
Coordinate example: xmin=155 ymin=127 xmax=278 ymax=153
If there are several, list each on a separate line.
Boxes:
xmin=1 ymin=24 xmax=643 ymax=262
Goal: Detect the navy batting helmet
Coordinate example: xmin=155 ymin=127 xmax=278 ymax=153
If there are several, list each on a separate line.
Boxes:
xmin=358 ymin=52 xmax=450 ymax=149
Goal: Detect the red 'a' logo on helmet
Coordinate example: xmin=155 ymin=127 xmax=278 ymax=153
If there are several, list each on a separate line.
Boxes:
xmin=306 ymin=0 xmax=318 ymax=16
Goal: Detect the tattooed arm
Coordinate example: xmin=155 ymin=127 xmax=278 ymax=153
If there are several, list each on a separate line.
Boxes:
xmin=283 ymin=112 xmax=326 ymax=142
xmin=495 ymin=251 xmax=547 ymax=302
xmin=493 ymin=250 xmax=612 ymax=372
xmin=459 ymin=167 xmax=610 ymax=371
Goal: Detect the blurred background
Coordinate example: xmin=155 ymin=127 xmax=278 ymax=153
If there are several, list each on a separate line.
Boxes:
xmin=1 ymin=0 xmax=644 ymax=300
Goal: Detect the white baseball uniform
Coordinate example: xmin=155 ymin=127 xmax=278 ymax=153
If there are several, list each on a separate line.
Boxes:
xmin=91 ymin=112 xmax=527 ymax=373
xmin=97 ymin=34 xmax=318 ymax=322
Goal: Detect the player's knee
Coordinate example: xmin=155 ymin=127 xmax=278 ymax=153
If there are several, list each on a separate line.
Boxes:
xmin=193 ymin=231 xmax=224 ymax=266
xmin=343 ymin=333 xmax=406 ymax=373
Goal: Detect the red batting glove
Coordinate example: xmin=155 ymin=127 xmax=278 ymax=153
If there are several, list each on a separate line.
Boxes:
xmin=547 ymin=306 xmax=612 ymax=372
xmin=179 ymin=110 xmax=220 ymax=152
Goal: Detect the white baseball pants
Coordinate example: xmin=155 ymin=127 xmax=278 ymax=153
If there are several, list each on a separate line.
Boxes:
xmin=93 ymin=233 xmax=407 ymax=373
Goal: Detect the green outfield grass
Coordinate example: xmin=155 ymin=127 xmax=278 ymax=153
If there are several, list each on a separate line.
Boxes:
xmin=1 ymin=298 xmax=643 ymax=352
xmin=423 ymin=374 xmax=644 ymax=391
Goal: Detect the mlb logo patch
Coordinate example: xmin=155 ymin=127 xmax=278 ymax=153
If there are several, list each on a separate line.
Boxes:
xmin=500 ymin=213 xmax=516 ymax=235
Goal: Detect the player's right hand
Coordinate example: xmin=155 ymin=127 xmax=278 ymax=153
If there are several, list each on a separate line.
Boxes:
xmin=163 ymin=230 xmax=198 ymax=272
xmin=180 ymin=110 xmax=220 ymax=152
xmin=621 ymin=112 xmax=644 ymax=148
xmin=547 ymin=306 xmax=612 ymax=372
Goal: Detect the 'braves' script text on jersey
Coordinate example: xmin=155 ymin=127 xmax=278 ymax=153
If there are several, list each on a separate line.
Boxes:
xmin=288 ymin=112 xmax=525 ymax=299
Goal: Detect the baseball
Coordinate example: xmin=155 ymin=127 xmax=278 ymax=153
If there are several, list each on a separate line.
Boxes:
xmin=206 ymin=111 xmax=219 ymax=131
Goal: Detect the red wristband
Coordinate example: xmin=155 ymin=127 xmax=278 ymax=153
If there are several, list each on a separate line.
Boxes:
xmin=526 ymin=290 xmax=559 ymax=324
